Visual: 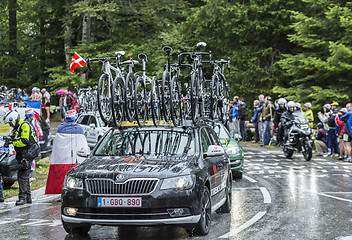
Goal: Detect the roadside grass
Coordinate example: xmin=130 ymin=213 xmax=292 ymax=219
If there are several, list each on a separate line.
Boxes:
xmin=3 ymin=158 xmax=50 ymax=198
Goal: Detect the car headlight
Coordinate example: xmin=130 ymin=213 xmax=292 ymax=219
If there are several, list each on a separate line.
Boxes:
xmin=160 ymin=175 xmax=195 ymax=190
xmin=226 ymin=147 xmax=240 ymax=156
xmin=64 ymin=176 xmax=83 ymax=190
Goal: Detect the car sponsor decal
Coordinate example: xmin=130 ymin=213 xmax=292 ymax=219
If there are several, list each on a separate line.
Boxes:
xmin=123 ymin=157 xmax=144 ymax=163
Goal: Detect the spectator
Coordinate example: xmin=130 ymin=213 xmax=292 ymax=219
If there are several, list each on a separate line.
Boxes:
xmin=331 ymin=102 xmax=339 ymax=112
xmin=35 ymin=87 xmax=42 ymax=101
xmin=257 ymin=94 xmax=265 ymax=143
xmin=304 ymin=102 xmax=314 ymax=128
xmin=341 ymin=103 xmax=352 ymax=162
xmin=0 ymin=178 xmax=3 ymax=202
xmin=232 ymin=96 xmax=240 ymax=138
xmin=59 ymin=94 xmax=65 ymax=120
xmin=314 ymin=122 xmax=328 ymax=156
xmin=63 ymin=90 xmax=73 ymax=115
xmin=16 ymin=88 xmax=23 ymax=101
xmin=336 ymin=108 xmax=347 ymax=160
xmin=251 ymin=100 xmax=260 ymax=143
xmin=41 ymin=88 xmax=51 ymax=123
xmin=295 ymin=103 xmax=302 ymax=112
xmin=261 ymin=96 xmax=274 ymax=146
xmin=273 ymin=98 xmax=287 ymax=146
xmin=237 ymin=97 xmax=247 ymax=141
xmin=45 ymin=109 xmax=89 ymax=194
xmin=318 ymin=104 xmax=331 ymax=131
xmin=228 ymin=101 xmax=235 ymax=137
xmin=22 ymin=89 xmax=29 ymax=102
xmin=72 ymin=93 xmax=79 ymax=114
xmin=325 ymin=105 xmax=339 ymax=157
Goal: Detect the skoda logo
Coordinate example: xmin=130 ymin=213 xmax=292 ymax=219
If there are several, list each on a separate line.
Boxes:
xmin=115 ymin=174 xmax=124 ymax=182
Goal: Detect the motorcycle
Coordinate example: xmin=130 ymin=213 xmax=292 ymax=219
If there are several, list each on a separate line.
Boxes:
xmin=283 ymin=112 xmax=313 ymax=161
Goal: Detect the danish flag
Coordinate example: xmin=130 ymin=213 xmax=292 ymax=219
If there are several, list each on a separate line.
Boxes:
xmin=70 ymin=52 xmax=86 ymax=74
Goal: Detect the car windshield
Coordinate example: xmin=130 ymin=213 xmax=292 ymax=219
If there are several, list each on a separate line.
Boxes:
xmin=211 ymin=122 xmax=230 ymax=139
xmin=94 ymin=128 xmax=195 ymax=157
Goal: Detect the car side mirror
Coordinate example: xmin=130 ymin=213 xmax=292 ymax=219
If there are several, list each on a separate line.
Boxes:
xmin=77 ymin=146 xmax=90 ymax=157
xmin=204 ymin=145 xmax=225 ymax=158
xmin=89 ymin=123 xmax=96 ymax=129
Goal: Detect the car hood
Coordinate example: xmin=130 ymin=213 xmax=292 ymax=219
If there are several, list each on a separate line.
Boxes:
xmin=69 ymin=155 xmax=195 ymax=179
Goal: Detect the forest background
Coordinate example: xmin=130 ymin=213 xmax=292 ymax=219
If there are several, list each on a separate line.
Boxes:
xmin=1 ymin=0 xmax=352 ymax=120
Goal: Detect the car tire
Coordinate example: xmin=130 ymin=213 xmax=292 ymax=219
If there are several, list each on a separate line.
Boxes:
xmin=62 ymin=218 xmax=91 ymax=235
xmin=194 ymin=186 xmax=211 ymax=236
xmin=220 ymin=173 xmax=232 ymax=213
xmin=232 ymin=171 xmax=243 ymax=180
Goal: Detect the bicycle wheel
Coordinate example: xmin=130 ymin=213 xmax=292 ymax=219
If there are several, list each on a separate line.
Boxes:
xmin=169 ymin=76 xmax=182 ymax=126
xmin=124 ymin=72 xmax=136 ymax=122
xmin=111 ymin=76 xmax=125 ymax=125
xmin=150 ymin=77 xmax=161 ymax=127
xmin=190 ymin=73 xmax=200 ymax=124
xmin=134 ymin=76 xmax=148 ymax=127
xmin=161 ymin=71 xmax=171 ymax=122
xmin=97 ymin=74 xmax=113 ymax=125
xmin=210 ymin=74 xmax=219 ymax=120
xmin=219 ymin=78 xmax=229 ymax=124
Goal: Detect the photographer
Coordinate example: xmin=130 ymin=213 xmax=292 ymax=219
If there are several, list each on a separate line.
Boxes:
xmin=3 ymin=110 xmax=39 ymax=205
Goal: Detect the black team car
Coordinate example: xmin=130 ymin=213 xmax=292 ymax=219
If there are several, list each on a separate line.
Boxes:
xmin=61 ymin=121 xmax=232 ymax=236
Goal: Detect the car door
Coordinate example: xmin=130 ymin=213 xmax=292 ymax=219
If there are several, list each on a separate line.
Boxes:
xmin=200 ymin=127 xmax=222 ymax=204
xmin=86 ymin=115 xmax=98 ymax=143
xmin=206 ymin=126 xmax=228 ymax=201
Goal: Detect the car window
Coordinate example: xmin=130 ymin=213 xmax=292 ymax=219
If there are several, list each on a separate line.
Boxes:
xmin=95 ymin=129 xmax=195 ymax=157
xmin=89 ymin=116 xmax=97 ymax=126
xmin=207 ymin=127 xmax=220 ymax=146
xmin=200 ymin=128 xmax=212 ymax=153
xmin=212 ymin=122 xmax=230 ymax=139
xmin=77 ymin=115 xmax=90 ymax=125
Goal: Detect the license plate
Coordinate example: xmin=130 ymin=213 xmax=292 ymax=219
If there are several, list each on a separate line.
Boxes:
xmin=97 ymin=197 xmax=142 ymax=207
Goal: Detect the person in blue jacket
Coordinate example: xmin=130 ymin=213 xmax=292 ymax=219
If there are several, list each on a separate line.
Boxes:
xmin=341 ymin=103 xmax=352 ymax=162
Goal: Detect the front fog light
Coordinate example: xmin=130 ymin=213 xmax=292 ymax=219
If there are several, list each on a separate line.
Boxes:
xmin=167 ymin=208 xmax=191 ymax=217
xmin=64 ymin=207 xmax=78 ymax=216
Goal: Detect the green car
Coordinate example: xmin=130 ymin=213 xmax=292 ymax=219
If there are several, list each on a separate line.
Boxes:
xmin=207 ymin=120 xmax=244 ymax=179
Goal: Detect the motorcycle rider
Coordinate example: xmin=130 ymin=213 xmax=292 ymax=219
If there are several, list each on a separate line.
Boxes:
xmin=3 ymin=110 xmax=38 ymax=205
xmin=273 ymin=98 xmax=287 ymax=146
xmin=281 ymin=101 xmax=296 ymax=143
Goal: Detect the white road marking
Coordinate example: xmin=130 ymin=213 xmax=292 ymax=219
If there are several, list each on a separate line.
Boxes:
xmin=219 ymin=211 xmax=267 ymax=238
xmin=0 ymin=218 xmax=23 ymax=225
xmin=243 ymin=175 xmax=257 ymax=183
xmin=259 ymin=187 xmax=271 ymax=204
xmin=318 ymin=193 xmax=352 ymax=203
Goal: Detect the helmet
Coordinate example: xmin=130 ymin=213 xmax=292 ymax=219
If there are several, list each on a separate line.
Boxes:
xmin=331 ymin=102 xmax=339 ymax=106
xmin=41 ymin=88 xmax=46 ymax=93
xmin=323 ymin=104 xmax=331 ymax=110
xmin=317 ymin=122 xmax=324 ymax=129
xmin=340 ymin=108 xmax=347 ymax=114
xmin=278 ymin=98 xmax=287 ymax=105
xmin=3 ymin=110 xmax=20 ymax=127
xmin=287 ymin=101 xmax=295 ymax=108
xmin=296 ymin=103 xmax=301 ymax=109
xmin=25 ymin=108 xmax=35 ymax=118
xmin=65 ymin=109 xmax=78 ymax=122
xmin=304 ymin=102 xmax=312 ymax=108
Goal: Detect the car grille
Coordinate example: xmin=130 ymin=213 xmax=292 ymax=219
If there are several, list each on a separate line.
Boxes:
xmin=86 ymin=178 xmax=159 ymax=196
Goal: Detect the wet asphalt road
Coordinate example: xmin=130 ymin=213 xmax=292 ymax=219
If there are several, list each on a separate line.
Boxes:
xmin=0 ymin=143 xmax=352 ymax=240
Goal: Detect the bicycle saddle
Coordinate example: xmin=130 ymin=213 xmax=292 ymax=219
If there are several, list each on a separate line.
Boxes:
xmin=162 ymin=46 xmax=173 ymax=53
xmin=196 ymin=42 xmax=207 ymax=47
xmin=138 ymin=53 xmax=148 ymax=62
xmin=115 ymin=51 xmax=126 ymax=56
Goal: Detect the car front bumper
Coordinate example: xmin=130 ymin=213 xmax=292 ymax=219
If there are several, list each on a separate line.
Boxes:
xmin=61 ymin=185 xmax=203 ymax=226
xmin=62 ymin=214 xmax=201 ymax=226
